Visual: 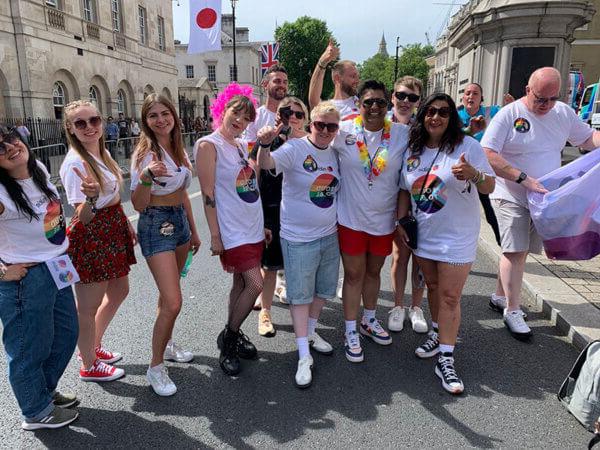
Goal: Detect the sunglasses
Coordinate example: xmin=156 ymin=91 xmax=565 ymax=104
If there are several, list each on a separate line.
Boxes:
xmin=394 ymin=92 xmax=420 ymax=103
xmin=73 ymin=116 xmax=102 ymax=130
xmin=531 ymin=90 xmax=560 ymax=105
xmin=361 ymin=98 xmax=388 ymax=108
xmin=425 ymin=106 xmax=451 ymax=118
xmin=312 ymin=121 xmax=339 ymax=133
xmin=280 ymin=107 xmax=306 ymax=120
xmin=0 ymin=129 xmax=21 ymax=156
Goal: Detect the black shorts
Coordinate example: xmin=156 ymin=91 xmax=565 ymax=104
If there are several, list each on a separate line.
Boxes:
xmin=263 ymin=206 xmax=283 ymax=271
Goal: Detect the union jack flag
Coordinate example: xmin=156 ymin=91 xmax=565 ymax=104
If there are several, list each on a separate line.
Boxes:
xmin=260 ymin=42 xmax=280 ymax=77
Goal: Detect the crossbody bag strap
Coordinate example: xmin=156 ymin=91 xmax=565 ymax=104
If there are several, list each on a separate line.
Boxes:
xmin=414 ymin=148 xmax=443 ymax=216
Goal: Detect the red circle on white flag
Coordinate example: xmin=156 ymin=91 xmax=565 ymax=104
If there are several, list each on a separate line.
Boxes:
xmin=196 ymin=8 xmax=217 ymax=29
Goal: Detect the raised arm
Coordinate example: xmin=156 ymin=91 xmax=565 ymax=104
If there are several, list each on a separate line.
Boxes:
xmin=256 ymin=124 xmax=284 ymax=170
xmin=308 ymin=39 xmax=340 ymax=110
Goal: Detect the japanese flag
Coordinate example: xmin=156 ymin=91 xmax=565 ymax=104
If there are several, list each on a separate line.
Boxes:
xmin=188 ymin=0 xmax=222 ymax=54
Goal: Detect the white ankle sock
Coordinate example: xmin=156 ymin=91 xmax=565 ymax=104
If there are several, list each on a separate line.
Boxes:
xmin=345 ymin=320 xmax=356 ymax=335
xmin=362 ymin=308 xmax=376 ymax=323
xmin=296 ymin=337 xmax=310 ymax=359
xmin=439 ymin=344 xmax=454 ymax=355
xmin=308 ymin=317 xmax=318 ymax=336
xmin=432 ymin=321 xmax=439 ymax=332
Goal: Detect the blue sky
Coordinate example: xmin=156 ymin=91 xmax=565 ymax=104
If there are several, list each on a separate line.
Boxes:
xmin=172 ymin=1 xmax=464 ymax=63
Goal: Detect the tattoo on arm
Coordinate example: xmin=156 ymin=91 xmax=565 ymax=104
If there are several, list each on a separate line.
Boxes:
xmin=204 ymin=195 xmax=216 ymax=208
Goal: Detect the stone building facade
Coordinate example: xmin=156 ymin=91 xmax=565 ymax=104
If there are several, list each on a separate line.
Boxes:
xmin=428 ymin=0 xmax=596 ymax=104
xmin=572 ymin=0 xmax=600 ymax=85
xmin=0 ymin=0 xmax=178 ymax=120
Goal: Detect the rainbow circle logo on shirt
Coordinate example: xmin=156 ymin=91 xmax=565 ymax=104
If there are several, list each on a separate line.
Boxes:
xmin=236 ymin=166 xmax=259 ymax=203
xmin=309 ymin=174 xmax=338 ymax=209
xmin=411 ymin=174 xmax=447 ymax=214
xmin=44 ymin=199 xmax=66 ymax=245
xmin=513 ymin=117 xmax=530 ymax=133
xmin=59 ymin=271 xmax=74 ymax=283
xmin=303 ymin=155 xmax=318 ymax=172
xmin=406 ymin=156 xmax=420 ymax=172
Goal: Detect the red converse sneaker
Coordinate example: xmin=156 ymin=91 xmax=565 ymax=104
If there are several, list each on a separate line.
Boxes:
xmin=95 ymin=346 xmax=122 ymax=364
xmin=79 ymin=360 xmax=125 ymax=382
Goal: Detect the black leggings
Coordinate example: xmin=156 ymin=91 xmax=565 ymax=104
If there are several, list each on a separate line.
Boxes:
xmin=479 ymin=192 xmax=501 ymax=246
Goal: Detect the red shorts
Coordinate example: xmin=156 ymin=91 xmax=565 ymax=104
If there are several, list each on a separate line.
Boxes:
xmin=220 ymin=241 xmax=263 ymax=273
xmin=338 ymin=224 xmax=394 ymax=257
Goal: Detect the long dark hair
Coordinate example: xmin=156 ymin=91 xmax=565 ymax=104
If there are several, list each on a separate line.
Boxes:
xmin=408 ymin=93 xmax=464 ymax=155
xmin=0 ymin=126 xmax=58 ymax=221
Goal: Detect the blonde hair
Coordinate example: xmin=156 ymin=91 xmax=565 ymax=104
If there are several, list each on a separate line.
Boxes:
xmin=394 ymin=76 xmax=423 ymax=95
xmin=63 ymin=100 xmax=122 ymax=191
xmin=332 ymin=60 xmax=356 ymax=77
xmin=310 ymin=101 xmax=340 ymax=122
xmin=134 ymin=94 xmax=190 ymax=170
xmin=278 ymin=96 xmax=309 ymax=127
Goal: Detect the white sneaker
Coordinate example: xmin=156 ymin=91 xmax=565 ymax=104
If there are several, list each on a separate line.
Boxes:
xmin=164 ymin=340 xmax=194 ymax=363
xmin=344 ymin=330 xmax=364 ymax=363
xmin=308 ymin=332 xmax=333 ymax=355
xmin=489 ymin=294 xmax=507 ymax=312
xmin=408 ymin=306 xmax=428 ymax=333
xmin=295 ymin=355 xmax=313 ymax=388
xmin=275 ymin=285 xmax=288 ymax=304
xmin=337 ymin=278 xmax=343 ymax=299
xmin=146 ymin=364 xmax=177 ymax=396
xmin=388 ymin=306 xmax=406 ymax=332
xmin=503 ymin=308 xmax=532 ymax=340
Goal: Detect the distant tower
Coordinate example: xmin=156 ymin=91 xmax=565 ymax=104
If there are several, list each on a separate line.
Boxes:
xmin=378 ymin=33 xmax=389 ymax=57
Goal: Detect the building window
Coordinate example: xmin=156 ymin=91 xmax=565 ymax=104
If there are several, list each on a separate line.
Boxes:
xmin=111 ymin=0 xmax=122 ymax=32
xmin=229 ymin=65 xmax=237 ymax=82
xmin=83 ymin=0 xmax=96 ymax=22
xmin=207 ymin=64 xmax=216 ymax=82
xmin=157 ymin=16 xmax=166 ymax=51
xmin=46 ymin=0 xmax=59 ymax=8
xmin=53 ymin=82 xmax=65 ymax=107
xmin=89 ymin=86 xmax=99 ymax=108
xmin=186 ymin=65 xmax=194 ymax=79
xmin=138 ymin=6 xmax=147 ymax=45
xmin=116 ymin=89 xmax=126 ymax=115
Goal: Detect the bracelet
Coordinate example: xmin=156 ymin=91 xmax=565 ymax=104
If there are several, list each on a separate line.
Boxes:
xmin=85 ymin=196 xmax=98 ymax=213
xmin=318 ymin=62 xmax=327 ymax=70
xmin=0 ymin=262 xmax=7 ymax=281
xmin=476 ymin=172 xmax=486 ymax=185
xmin=140 ymin=178 xmax=152 ymax=187
xmin=471 ymin=170 xmax=481 ymax=184
xmin=258 ymin=141 xmax=272 ymax=148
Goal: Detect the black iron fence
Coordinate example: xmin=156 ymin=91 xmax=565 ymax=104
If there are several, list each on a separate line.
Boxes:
xmin=1 ymin=117 xmax=66 ymax=148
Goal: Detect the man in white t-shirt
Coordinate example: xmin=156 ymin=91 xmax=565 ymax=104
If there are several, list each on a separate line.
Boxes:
xmin=481 ymin=67 xmax=600 ymax=339
xmin=308 ymin=39 xmax=360 ymax=120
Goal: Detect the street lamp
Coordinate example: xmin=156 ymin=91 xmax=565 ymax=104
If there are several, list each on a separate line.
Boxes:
xmin=394 ymin=36 xmax=400 ymax=82
xmin=231 ymin=0 xmax=238 ymax=81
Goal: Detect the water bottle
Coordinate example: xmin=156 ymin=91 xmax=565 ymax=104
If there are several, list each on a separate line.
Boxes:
xmin=180 ymin=250 xmax=193 ymax=278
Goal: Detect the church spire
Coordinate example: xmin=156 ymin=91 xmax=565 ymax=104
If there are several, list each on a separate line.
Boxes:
xmin=378 ymin=33 xmax=389 ymax=57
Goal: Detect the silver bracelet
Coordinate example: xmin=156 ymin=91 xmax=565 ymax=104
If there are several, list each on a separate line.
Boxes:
xmin=0 ymin=262 xmax=7 ymax=281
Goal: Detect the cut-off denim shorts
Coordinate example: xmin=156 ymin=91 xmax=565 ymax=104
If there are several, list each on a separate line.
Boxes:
xmin=280 ymin=232 xmax=340 ymax=305
xmin=138 ymin=205 xmax=191 ymax=258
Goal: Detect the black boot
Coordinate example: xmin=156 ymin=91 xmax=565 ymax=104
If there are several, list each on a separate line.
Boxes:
xmin=219 ymin=326 xmax=241 ymax=376
xmin=217 ymin=326 xmax=258 ymax=360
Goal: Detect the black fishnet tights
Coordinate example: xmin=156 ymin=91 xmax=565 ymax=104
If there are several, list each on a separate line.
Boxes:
xmin=227 ymin=267 xmax=263 ymax=332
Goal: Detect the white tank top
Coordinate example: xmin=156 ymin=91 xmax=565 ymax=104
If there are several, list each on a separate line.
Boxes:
xmin=195 ymin=132 xmax=264 ymax=250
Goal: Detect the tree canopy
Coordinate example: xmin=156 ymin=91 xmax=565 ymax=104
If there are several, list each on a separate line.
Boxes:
xmin=274 ymin=16 xmax=336 ymax=103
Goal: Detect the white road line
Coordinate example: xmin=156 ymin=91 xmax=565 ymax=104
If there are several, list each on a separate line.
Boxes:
xmin=126 ymin=190 xmax=203 ymax=222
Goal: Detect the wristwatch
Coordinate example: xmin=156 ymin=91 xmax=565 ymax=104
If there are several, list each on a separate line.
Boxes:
xmin=85 ymin=196 xmax=98 ymax=213
xmin=515 ymin=172 xmax=527 ymax=184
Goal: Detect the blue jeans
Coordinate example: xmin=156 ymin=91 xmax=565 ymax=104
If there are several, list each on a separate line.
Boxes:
xmin=137 ymin=205 xmax=191 ymax=258
xmin=280 ymin=232 xmax=340 ymax=305
xmin=0 ymin=264 xmax=78 ymax=420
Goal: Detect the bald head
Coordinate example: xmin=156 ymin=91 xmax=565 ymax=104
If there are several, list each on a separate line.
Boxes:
xmin=528 ymin=67 xmax=561 ymax=92
xmin=525 ymin=67 xmax=562 ymax=115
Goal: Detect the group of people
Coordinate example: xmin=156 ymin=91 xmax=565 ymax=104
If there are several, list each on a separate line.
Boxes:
xmin=0 ymin=38 xmax=599 ymax=431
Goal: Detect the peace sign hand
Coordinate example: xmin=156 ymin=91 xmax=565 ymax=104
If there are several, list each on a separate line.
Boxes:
xmin=146 ymin=152 xmax=171 ymax=178
xmin=73 ymin=162 xmax=101 ymax=198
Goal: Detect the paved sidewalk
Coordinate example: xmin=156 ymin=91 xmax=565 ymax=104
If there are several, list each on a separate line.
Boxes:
xmin=478 ymin=210 xmax=600 ymax=351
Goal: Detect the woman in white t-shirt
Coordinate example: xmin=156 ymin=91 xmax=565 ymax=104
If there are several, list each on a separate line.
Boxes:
xmin=131 ymin=94 xmax=201 ymax=396
xmin=397 ymin=94 xmax=495 ymax=395
xmin=257 ymin=101 xmax=341 ymax=389
xmin=60 ymin=100 xmax=136 ymax=384
xmin=195 ymin=83 xmax=266 ymax=377
xmin=0 ymin=126 xmax=79 ymax=430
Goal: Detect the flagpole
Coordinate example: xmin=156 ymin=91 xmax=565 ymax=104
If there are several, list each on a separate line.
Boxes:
xmin=231 ymin=0 xmax=238 ymax=81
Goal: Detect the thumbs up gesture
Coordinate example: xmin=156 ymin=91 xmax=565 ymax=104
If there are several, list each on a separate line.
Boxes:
xmin=319 ymin=38 xmax=340 ymax=66
xmin=73 ymin=161 xmax=101 ymax=198
xmin=451 ymin=152 xmax=478 ymax=181
xmin=146 ymin=151 xmax=171 ymax=178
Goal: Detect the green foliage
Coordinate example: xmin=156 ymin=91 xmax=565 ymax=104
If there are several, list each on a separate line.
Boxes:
xmin=358 ymin=53 xmax=395 ymax=92
xmin=274 ymin=16 xmax=335 ymax=103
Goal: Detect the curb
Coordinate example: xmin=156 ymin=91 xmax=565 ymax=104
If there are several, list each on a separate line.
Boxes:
xmin=477 ymin=209 xmax=600 ymax=351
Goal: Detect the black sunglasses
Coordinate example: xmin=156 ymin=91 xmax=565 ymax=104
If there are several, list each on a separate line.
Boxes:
xmin=0 ymin=129 xmax=21 ymax=156
xmin=361 ymin=98 xmax=388 ymax=108
xmin=73 ymin=116 xmax=102 ymax=130
xmin=531 ymin=90 xmax=560 ymax=105
xmin=280 ymin=106 xmax=306 ymax=120
xmin=394 ymin=92 xmax=420 ymax=103
xmin=425 ymin=106 xmax=451 ymax=118
xmin=312 ymin=121 xmax=339 ymax=133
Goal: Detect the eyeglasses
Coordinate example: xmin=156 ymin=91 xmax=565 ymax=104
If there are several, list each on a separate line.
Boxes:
xmin=425 ymin=106 xmax=451 ymax=118
xmin=280 ymin=106 xmax=306 ymax=120
xmin=312 ymin=121 xmax=339 ymax=133
xmin=0 ymin=129 xmax=21 ymax=156
xmin=394 ymin=92 xmax=420 ymax=103
xmin=531 ymin=90 xmax=560 ymax=105
xmin=73 ymin=116 xmax=102 ymax=130
xmin=361 ymin=98 xmax=388 ymax=108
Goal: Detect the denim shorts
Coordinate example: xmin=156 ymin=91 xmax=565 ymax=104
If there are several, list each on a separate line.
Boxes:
xmin=138 ymin=205 xmax=191 ymax=258
xmin=280 ymin=232 xmax=340 ymax=305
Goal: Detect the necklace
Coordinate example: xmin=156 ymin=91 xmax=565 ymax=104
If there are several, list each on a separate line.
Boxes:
xmin=353 ymin=115 xmax=391 ymax=189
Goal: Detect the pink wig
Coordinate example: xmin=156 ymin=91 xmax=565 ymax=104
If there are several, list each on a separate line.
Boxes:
xmin=210 ymin=82 xmax=258 ymax=130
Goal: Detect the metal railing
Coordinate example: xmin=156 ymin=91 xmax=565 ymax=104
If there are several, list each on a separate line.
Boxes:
xmin=31 ymin=143 xmax=67 ymax=185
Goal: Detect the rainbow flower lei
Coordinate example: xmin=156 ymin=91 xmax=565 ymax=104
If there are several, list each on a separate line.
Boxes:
xmin=353 ymin=115 xmax=392 ymax=185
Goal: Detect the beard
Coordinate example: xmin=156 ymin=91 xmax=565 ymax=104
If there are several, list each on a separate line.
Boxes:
xmin=269 ymin=86 xmax=287 ymax=101
xmin=341 ymin=81 xmax=357 ymax=97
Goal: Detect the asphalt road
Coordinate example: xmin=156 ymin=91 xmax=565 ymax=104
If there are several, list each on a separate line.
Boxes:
xmin=0 ymin=179 xmax=591 ymax=449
